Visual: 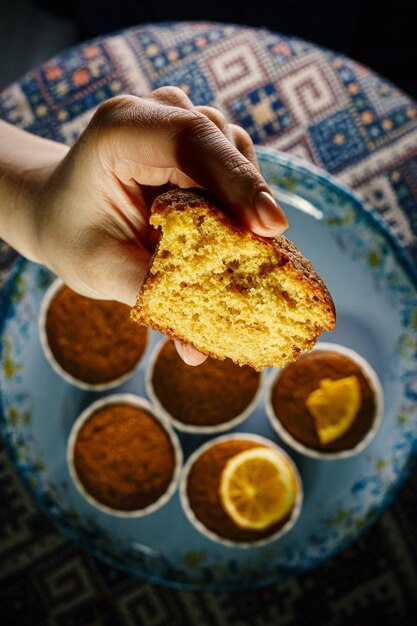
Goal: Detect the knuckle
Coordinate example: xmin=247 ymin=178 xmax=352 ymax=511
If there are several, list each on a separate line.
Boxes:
xmin=91 ymin=95 xmax=138 ymax=130
xmin=196 ymin=105 xmax=228 ymax=129
xmin=147 ymin=85 xmax=193 ymax=108
xmin=172 ymin=109 xmax=214 ymax=139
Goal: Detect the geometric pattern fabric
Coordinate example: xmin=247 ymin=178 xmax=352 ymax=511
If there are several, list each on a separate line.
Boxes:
xmin=1 ymin=21 xmax=417 ymax=624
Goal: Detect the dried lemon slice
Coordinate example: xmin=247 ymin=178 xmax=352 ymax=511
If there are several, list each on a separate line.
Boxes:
xmin=306 ymin=375 xmax=361 ymax=445
xmin=219 ymin=447 xmax=296 ymax=530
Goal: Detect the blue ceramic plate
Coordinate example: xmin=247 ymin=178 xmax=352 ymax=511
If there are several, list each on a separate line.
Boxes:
xmin=1 ymin=148 xmax=417 ymax=591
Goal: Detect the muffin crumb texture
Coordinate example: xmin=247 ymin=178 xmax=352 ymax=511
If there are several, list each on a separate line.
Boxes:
xmin=131 ymin=189 xmax=335 ymax=370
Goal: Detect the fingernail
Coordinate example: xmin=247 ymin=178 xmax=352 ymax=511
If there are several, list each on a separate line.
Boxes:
xmin=254 ymin=191 xmax=288 ymax=233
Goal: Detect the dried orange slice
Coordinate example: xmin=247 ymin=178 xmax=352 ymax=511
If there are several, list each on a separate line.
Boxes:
xmin=306 ymin=375 xmax=361 ymax=445
xmin=219 ymin=447 xmax=296 ymax=530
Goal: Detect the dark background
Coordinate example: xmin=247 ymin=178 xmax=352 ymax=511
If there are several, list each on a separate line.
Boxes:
xmin=37 ymin=0 xmax=417 ymax=100
xmin=1 ymin=3 xmax=417 ymax=623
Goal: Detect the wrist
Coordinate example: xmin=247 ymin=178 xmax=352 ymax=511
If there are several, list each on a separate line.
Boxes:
xmin=0 ymin=122 xmax=69 ymax=263
xmin=18 ymin=157 xmax=67 ymax=265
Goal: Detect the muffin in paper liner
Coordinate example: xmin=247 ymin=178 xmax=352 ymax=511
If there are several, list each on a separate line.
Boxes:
xmin=265 ymin=342 xmax=384 ymax=461
xmin=145 ymin=339 xmax=263 ymax=434
xmin=39 ymin=278 xmax=148 ymax=391
xmin=67 ymin=394 xmax=182 ymax=517
xmin=179 ymin=432 xmax=303 ymax=548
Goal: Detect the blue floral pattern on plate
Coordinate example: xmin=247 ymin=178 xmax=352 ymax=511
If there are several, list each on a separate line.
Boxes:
xmin=1 ymin=148 xmax=416 ymax=591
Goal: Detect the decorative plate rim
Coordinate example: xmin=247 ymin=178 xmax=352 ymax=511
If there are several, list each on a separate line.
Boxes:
xmin=256 ymin=146 xmax=417 ymax=285
xmin=1 ymin=148 xmax=417 ymax=591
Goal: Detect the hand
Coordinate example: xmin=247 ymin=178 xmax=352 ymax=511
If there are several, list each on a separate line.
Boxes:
xmin=1 ymin=87 xmax=288 ymax=364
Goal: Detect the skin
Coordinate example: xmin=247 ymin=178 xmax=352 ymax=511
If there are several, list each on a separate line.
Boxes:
xmin=0 ymin=86 xmax=288 ymax=364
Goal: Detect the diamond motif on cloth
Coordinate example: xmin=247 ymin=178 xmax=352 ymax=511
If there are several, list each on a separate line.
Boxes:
xmin=153 ymin=61 xmax=213 ymax=105
xmin=363 ymin=177 xmax=416 ymax=248
xmin=0 ymin=83 xmax=34 ymax=127
xmin=280 ymin=61 xmax=339 ymax=124
xmin=204 ymin=40 xmax=267 ymax=100
xmin=277 ymin=134 xmax=316 ymax=163
xmin=107 ymin=36 xmax=151 ymax=96
xmin=228 ymin=83 xmax=294 ymax=143
xmin=309 ymin=109 xmax=369 ymax=172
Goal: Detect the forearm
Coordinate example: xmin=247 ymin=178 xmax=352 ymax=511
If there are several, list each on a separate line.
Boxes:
xmin=0 ymin=120 xmax=68 ymax=262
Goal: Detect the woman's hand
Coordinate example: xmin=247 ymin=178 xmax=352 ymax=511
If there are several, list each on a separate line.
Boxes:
xmin=0 ymin=87 xmax=287 ymax=364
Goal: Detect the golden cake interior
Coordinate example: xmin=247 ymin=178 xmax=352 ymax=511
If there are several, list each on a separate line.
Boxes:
xmin=132 ymin=199 xmax=335 ymax=370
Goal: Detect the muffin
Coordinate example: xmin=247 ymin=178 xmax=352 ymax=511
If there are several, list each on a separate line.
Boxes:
xmin=146 ymin=339 xmax=262 ymax=433
xmin=265 ymin=343 xmax=384 ymax=459
xmin=131 ymin=188 xmax=335 ymax=371
xmin=180 ymin=434 xmax=302 ymax=547
xmin=40 ymin=279 xmax=148 ymax=389
xmin=67 ymin=394 xmax=182 ymax=516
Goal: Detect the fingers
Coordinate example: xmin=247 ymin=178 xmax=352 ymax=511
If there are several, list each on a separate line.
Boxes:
xmin=171 ymin=114 xmax=287 ymax=236
xmin=196 ymin=107 xmax=260 ymax=171
xmin=174 ymin=340 xmax=208 ymax=366
xmin=229 ymin=124 xmax=260 ymax=171
xmin=195 ymin=105 xmax=231 ymax=138
xmin=142 ymin=85 xmax=195 ymax=110
xmin=90 ymin=92 xmax=287 ymax=237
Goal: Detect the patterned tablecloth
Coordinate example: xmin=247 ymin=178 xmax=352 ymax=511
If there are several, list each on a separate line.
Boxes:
xmin=1 ymin=22 xmax=417 ymax=625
